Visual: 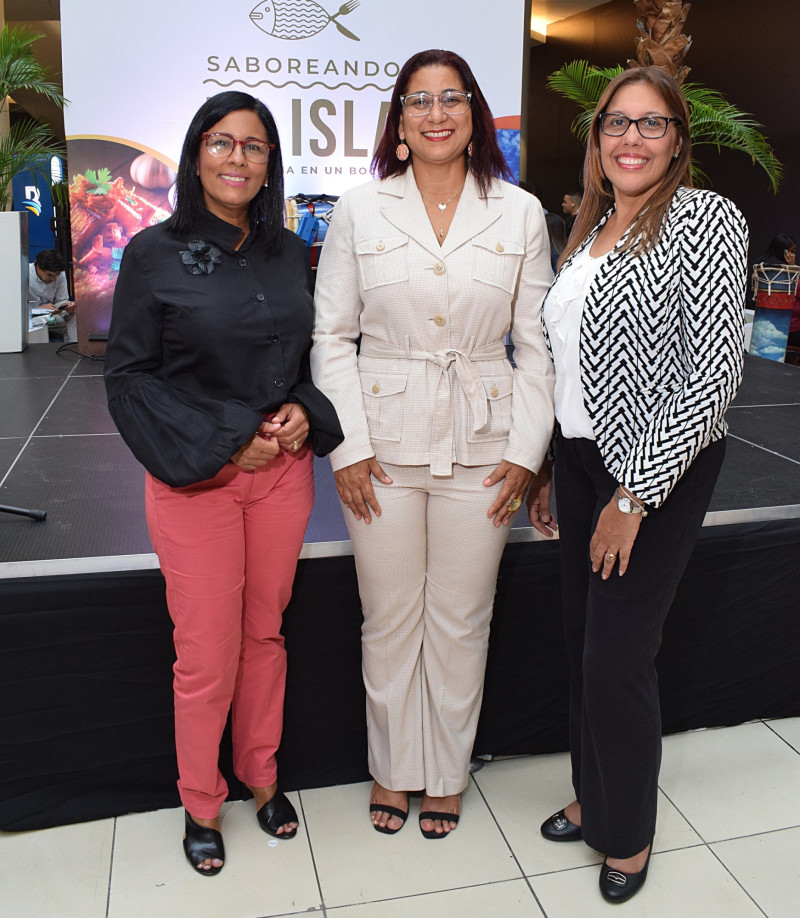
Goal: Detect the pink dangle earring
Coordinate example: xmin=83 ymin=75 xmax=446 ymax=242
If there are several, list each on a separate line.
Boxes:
xmin=396 ymin=132 xmax=409 ymax=162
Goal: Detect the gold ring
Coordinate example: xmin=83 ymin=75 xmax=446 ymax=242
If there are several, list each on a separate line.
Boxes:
xmin=292 ymin=440 xmax=299 ymax=451
xmin=606 ymin=552 xmax=616 ymax=560
xmin=507 ymin=497 xmax=522 ymax=513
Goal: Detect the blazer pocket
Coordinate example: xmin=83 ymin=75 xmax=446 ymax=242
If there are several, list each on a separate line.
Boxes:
xmin=360 ymin=372 xmax=407 ymax=442
xmin=356 ymin=236 xmax=409 ymax=290
xmin=467 ymin=375 xmax=513 ymax=443
xmin=472 ymin=237 xmax=525 ymax=293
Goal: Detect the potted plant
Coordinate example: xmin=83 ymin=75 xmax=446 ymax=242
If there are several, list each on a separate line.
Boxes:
xmin=0 ymin=24 xmax=67 ymax=351
xmin=546 ymin=0 xmax=783 ymax=193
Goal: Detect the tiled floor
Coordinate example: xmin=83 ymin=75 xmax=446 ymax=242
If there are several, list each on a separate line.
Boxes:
xmin=2 ymin=719 xmax=798 ymax=918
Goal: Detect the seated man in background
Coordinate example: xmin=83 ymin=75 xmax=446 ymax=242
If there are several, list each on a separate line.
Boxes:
xmin=28 ymin=250 xmax=76 ymax=343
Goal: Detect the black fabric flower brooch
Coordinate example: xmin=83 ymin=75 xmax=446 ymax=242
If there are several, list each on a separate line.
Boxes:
xmin=180 ymin=241 xmax=222 ymax=275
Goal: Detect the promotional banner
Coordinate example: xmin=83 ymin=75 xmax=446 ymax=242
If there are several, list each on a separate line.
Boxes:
xmin=61 ymin=0 xmax=527 ymax=344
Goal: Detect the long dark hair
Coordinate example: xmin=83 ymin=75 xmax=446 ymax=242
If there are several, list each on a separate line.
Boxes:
xmin=371 ymin=49 xmax=512 ymax=197
xmin=169 ymin=91 xmax=285 ymax=251
xmin=560 ymin=66 xmax=692 ymax=267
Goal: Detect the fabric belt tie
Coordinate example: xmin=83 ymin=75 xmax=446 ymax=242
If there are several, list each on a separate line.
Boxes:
xmin=359 ymin=336 xmax=507 ymax=476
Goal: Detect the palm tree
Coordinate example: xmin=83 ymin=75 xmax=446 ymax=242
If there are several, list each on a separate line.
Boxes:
xmin=546 ymin=0 xmax=783 ymax=192
xmin=0 ymin=25 xmax=67 ymax=211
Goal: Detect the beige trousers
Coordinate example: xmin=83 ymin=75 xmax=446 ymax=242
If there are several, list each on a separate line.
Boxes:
xmin=345 ymin=462 xmax=511 ymax=796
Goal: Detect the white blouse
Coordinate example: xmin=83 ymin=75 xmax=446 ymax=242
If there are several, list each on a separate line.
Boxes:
xmin=543 ymin=244 xmax=610 ymax=440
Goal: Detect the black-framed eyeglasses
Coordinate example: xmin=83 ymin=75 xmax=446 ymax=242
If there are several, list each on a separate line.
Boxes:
xmin=598 ymin=113 xmax=682 ymax=139
xmin=202 ymin=132 xmax=275 ymax=163
xmin=400 ymin=90 xmax=472 ymax=117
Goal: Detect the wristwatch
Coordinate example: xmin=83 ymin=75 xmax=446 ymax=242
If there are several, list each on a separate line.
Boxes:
xmin=616 ymin=488 xmax=648 ymax=517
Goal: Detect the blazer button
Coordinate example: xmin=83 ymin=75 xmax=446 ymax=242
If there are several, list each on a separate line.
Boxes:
xmin=376 ymin=241 xmax=385 ymax=252
xmin=434 ymin=314 xmax=446 ymax=327
xmin=433 ymin=262 xmax=446 ymax=275
xmin=490 ymin=386 xmax=499 ymax=398
xmin=256 ymin=293 xmax=265 ymax=301
xmin=495 ymin=242 xmax=505 ymax=253
xmin=274 ymin=378 xmax=285 ymax=388
xmin=239 ymin=257 xmax=247 ymax=266
xmin=372 ymin=383 xmax=380 ymax=394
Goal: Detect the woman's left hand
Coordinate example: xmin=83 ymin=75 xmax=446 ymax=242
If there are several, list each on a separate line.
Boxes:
xmin=589 ymin=497 xmax=642 ymax=579
xmin=484 ymin=461 xmax=533 ymax=527
xmin=266 ymin=402 xmax=310 ymax=453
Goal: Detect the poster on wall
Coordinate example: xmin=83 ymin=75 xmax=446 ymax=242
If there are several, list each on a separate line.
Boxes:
xmin=61 ymin=0 xmax=527 ymax=348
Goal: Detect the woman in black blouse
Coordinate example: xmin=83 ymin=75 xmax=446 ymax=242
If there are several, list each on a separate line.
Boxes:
xmin=104 ymin=91 xmax=342 ymax=876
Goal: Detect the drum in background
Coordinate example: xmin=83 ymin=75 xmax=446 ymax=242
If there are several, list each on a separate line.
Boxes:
xmin=749 ymin=262 xmax=800 ymax=362
xmin=285 ymin=194 xmax=338 ymax=269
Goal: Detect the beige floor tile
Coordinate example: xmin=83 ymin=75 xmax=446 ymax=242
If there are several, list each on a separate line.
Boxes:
xmin=326 ymin=878 xmax=544 ymax=917
xmin=473 ymin=752 xmax=702 ymax=875
xmin=659 ymin=722 xmax=800 ymax=841
xmin=712 ymin=826 xmax=800 ymax=918
xmin=764 ymin=716 xmax=800 ymax=754
xmin=107 ymin=799 xmax=321 ymax=918
xmin=0 ymin=818 xmax=113 ymax=918
xmin=529 ymin=846 xmax=764 ymax=918
xmin=301 ymin=779 xmax=521 ymax=908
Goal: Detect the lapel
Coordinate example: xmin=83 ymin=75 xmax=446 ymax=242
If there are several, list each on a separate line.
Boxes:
xmin=378 ymin=168 xmax=502 ymax=259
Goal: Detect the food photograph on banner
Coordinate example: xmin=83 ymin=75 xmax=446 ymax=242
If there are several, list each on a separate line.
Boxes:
xmin=60 ymin=0 xmax=526 ymax=350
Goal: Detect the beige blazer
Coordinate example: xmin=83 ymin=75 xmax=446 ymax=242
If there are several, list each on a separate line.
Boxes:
xmin=310 ymin=168 xmax=555 ymax=475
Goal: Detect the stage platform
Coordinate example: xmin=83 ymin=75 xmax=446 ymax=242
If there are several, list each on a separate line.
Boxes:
xmin=1 ymin=345 xmax=799 ymax=831
xmin=1 ymin=346 xmax=800 ymax=576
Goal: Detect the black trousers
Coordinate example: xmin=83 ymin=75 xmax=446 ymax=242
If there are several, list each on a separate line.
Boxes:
xmin=554 ymin=434 xmax=726 ymax=858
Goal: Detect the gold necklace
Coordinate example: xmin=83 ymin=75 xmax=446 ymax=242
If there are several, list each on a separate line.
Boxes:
xmin=419 ymin=185 xmax=465 ymax=238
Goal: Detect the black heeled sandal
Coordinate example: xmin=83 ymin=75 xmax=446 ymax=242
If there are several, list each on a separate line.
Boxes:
xmin=418 ymin=810 xmax=460 ymax=839
xmin=369 ymin=803 xmax=408 ymax=835
xmin=256 ymin=789 xmax=299 ymax=839
xmin=183 ymin=811 xmax=225 ymax=876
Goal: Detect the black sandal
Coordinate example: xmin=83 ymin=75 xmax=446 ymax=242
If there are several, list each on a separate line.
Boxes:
xmin=419 ymin=810 xmax=460 ymax=839
xmin=255 ymin=789 xmax=299 ymax=839
xmin=183 ymin=811 xmax=224 ymax=876
xmin=369 ymin=803 xmax=408 ymax=835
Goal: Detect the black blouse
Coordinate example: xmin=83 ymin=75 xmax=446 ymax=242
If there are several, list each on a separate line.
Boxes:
xmin=104 ymin=210 xmax=342 ymax=487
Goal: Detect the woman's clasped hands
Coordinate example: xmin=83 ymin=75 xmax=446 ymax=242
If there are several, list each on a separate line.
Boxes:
xmin=231 ymin=402 xmax=309 ymax=470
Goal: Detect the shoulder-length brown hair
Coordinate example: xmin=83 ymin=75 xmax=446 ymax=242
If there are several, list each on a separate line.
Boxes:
xmin=371 ymin=49 xmax=513 ymax=197
xmin=559 ymin=66 xmax=692 ymax=268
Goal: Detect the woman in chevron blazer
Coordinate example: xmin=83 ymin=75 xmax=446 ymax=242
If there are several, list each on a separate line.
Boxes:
xmin=311 ymin=49 xmax=554 ymax=839
xmin=527 ymin=66 xmax=748 ymax=903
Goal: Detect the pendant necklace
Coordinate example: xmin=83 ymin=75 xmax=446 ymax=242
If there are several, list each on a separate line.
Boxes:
xmin=419 ymin=185 xmax=465 ymax=238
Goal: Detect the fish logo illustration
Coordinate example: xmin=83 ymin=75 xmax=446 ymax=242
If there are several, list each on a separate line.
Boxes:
xmin=249 ymin=0 xmax=361 ymax=41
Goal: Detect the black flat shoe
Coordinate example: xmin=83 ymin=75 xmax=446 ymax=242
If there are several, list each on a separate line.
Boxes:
xmin=183 ymin=811 xmax=224 ymax=876
xmin=369 ymin=803 xmax=408 ymax=835
xmin=599 ymin=849 xmax=651 ymax=903
xmin=540 ymin=810 xmax=583 ymax=842
xmin=256 ymin=789 xmax=298 ymax=839
xmin=418 ymin=810 xmax=460 ymax=839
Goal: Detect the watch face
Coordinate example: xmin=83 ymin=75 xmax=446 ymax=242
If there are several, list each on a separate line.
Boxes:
xmin=618 ymin=496 xmax=633 ymax=513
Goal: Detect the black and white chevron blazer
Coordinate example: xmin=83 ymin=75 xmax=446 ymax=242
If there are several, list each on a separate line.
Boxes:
xmin=546 ymin=186 xmax=749 ymax=509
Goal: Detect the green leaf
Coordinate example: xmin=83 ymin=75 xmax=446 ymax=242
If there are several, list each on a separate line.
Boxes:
xmin=546 ymin=61 xmax=783 ymax=193
xmin=84 ymin=167 xmax=113 ymax=195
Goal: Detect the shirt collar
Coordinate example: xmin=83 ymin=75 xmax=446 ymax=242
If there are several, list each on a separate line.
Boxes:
xmin=192 ymin=209 xmax=261 ymax=254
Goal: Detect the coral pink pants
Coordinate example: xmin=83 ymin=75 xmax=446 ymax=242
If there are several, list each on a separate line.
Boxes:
xmin=145 ymin=447 xmax=313 ymax=818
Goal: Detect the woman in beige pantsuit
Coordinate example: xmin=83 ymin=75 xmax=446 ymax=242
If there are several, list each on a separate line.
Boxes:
xmin=310 ymin=49 xmax=554 ymax=838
